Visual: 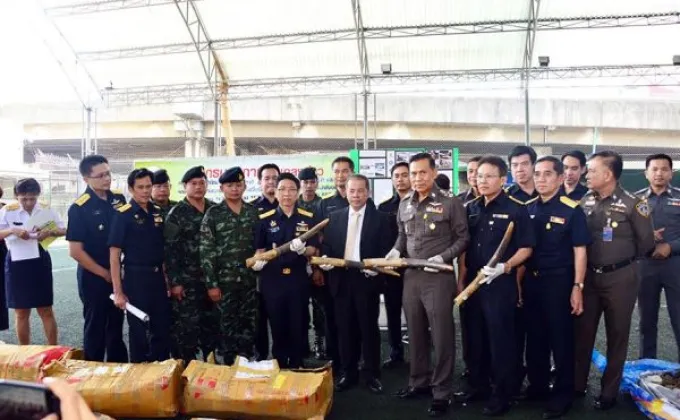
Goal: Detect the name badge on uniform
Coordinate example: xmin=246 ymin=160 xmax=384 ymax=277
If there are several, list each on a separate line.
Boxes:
xmin=134 ymin=214 xmax=144 ymax=225
xmin=668 ymin=199 xmax=680 ymax=207
xmin=153 ymin=214 xmax=163 ymax=226
xmin=269 ymin=220 xmax=280 ymax=233
xmin=549 ymin=216 xmax=565 ymax=225
xmin=603 ymin=226 xmax=613 ymax=242
xmin=425 ymin=205 xmax=443 ymax=214
xmin=492 ymin=214 xmax=509 ymax=219
xmin=296 ymin=222 xmax=309 ymax=232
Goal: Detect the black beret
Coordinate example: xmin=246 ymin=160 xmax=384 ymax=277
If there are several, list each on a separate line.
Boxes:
xmin=435 ymin=174 xmax=450 ymax=191
xmin=181 ymin=166 xmax=207 ymax=183
xmin=152 ymin=169 xmax=170 ymax=185
xmin=219 ymin=166 xmax=245 ymax=184
xmin=298 ymin=167 xmax=317 ymax=181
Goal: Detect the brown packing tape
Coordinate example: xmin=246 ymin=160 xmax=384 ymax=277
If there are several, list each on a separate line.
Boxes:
xmin=182 ymin=360 xmax=334 ymax=419
xmin=0 ymin=344 xmax=76 ymax=382
xmin=42 ymin=359 xmax=184 ymax=418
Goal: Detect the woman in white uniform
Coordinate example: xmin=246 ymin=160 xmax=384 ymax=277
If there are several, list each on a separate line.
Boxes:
xmin=0 ymin=178 xmax=65 ymax=344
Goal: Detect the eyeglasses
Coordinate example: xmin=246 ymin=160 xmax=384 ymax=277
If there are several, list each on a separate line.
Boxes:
xmin=88 ymin=171 xmax=111 ymax=180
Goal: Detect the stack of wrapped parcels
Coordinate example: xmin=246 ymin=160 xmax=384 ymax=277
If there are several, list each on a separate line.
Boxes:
xmin=0 ymin=344 xmax=333 ymax=420
xmin=182 ymin=356 xmax=333 ymax=420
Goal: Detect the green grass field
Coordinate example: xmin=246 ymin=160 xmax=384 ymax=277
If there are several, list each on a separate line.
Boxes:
xmin=2 ymin=244 xmax=673 ymax=419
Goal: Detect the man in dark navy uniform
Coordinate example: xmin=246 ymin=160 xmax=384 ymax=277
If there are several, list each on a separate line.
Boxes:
xmin=456 ymin=155 xmax=535 ymax=416
xmin=505 ymin=145 xmax=539 ymax=397
xmin=314 ymin=156 xmax=355 ymax=369
xmin=524 ymin=156 xmax=590 ymax=418
xmin=377 ymin=161 xmax=411 ymax=368
xmin=560 ymin=151 xmax=588 ymax=201
xmin=253 ymin=173 xmax=319 ymax=369
xmin=109 ymin=168 xmax=171 ymax=363
xmin=458 ymin=156 xmax=481 ymax=204
xmin=636 ymin=153 xmax=680 ymax=361
xmin=66 ymin=155 xmax=128 ymax=363
xmin=251 ymin=163 xmax=280 ymax=360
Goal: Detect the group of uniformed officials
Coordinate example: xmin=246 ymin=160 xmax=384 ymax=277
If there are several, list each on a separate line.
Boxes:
xmin=2 ymin=145 xmax=674 ymax=419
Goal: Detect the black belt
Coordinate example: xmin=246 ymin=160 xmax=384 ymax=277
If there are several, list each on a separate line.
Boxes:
xmin=123 ymin=264 xmax=162 ymax=272
xmin=588 ymin=257 xmax=635 ymax=274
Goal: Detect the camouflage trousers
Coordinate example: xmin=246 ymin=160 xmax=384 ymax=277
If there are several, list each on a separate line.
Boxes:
xmin=216 ymin=277 xmax=258 ymax=365
xmin=170 ymin=281 xmax=220 ymax=364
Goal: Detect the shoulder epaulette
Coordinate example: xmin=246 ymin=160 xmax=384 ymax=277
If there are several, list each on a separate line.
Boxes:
xmin=75 ymin=193 xmax=91 ymax=206
xmin=464 ymin=196 xmax=482 ymax=207
xmin=503 ymin=186 xmax=511 ymax=193
xmin=153 ymin=204 xmax=161 ymax=211
xmin=4 ymin=203 xmax=19 ymax=211
xmin=259 ymin=209 xmax=276 ymax=219
xmin=111 ymin=189 xmax=123 ymax=195
xmin=560 ymin=196 xmax=578 ymax=208
xmin=623 ymin=189 xmax=638 ymax=200
xmin=508 ymin=195 xmax=525 ymax=205
xmin=321 ymin=192 xmax=335 ymax=200
xmin=634 ymin=188 xmax=648 ymax=197
xmin=525 ymin=196 xmax=539 ymax=205
xmin=247 ymin=197 xmax=258 ymax=204
xmin=117 ymin=203 xmax=131 ymax=213
xmin=379 ymin=197 xmax=392 ymax=206
xmin=297 ymin=208 xmax=313 ymax=218
xmin=402 ymin=192 xmax=413 ymax=201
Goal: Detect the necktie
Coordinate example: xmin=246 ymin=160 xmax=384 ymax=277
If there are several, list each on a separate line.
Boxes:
xmin=344 ymin=212 xmax=360 ymax=260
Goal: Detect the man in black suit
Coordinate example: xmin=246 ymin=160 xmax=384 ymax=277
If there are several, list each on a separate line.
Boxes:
xmin=319 ymin=174 xmax=391 ymax=394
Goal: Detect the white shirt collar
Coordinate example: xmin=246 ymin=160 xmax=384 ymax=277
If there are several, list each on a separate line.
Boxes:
xmin=19 ymin=202 xmax=41 ymax=215
xmin=349 ymin=204 xmax=367 ymax=218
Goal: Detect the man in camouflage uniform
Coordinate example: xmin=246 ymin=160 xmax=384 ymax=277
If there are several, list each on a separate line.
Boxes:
xmin=297 ymin=166 xmax=326 ymax=358
xmin=164 ymin=166 xmax=218 ymax=364
xmin=152 ymin=169 xmax=178 ymax=217
xmin=200 ymin=166 xmax=260 ymax=364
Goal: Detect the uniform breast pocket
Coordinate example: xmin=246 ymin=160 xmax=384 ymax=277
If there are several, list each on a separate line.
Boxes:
xmin=400 ymin=212 xmax=416 ymax=235
xmin=267 ymin=229 xmax=285 ymax=249
xmin=424 ymin=213 xmax=447 ymax=237
xmin=610 ymin=213 xmax=632 ymax=238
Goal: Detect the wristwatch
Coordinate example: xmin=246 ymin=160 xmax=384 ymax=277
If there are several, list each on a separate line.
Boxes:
xmin=573 ymin=282 xmax=584 ymax=290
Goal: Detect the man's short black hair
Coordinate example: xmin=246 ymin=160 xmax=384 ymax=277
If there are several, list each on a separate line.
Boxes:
xmin=127 ymin=168 xmax=154 ymax=188
xmin=277 ymin=172 xmax=300 ymax=190
xmin=435 ymin=174 xmax=450 ymax=190
xmin=79 ymin=154 xmax=108 ymax=177
xmin=477 ymin=155 xmax=508 ymax=177
xmin=468 ymin=155 xmax=483 ymax=164
xmin=536 ymin=156 xmax=564 ymax=175
xmin=589 ymin=150 xmax=623 ymax=180
xmin=645 ymin=153 xmax=673 ymax=170
xmin=409 ymin=152 xmax=436 ymax=169
xmin=332 ymin=156 xmax=355 ymax=172
xmin=348 ymin=174 xmax=370 ymax=190
xmin=508 ymin=145 xmax=537 ymax=165
xmin=561 ymin=150 xmax=587 ymax=168
xmin=257 ymin=163 xmax=280 ymax=180
xmin=14 ymin=178 xmax=41 ymax=196
xmin=390 ymin=162 xmax=409 ymax=175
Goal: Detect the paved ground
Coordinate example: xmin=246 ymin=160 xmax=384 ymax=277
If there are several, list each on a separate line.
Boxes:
xmin=2 ymin=244 xmax=673 ymax=419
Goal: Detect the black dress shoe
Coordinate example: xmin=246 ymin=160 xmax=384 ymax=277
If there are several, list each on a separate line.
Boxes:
xmin=382 ymin=357 xmax=405 ymax=369
xmin=334 ymin=375 xmax=358 ymax=392
xmin=593 ymin=396 xmax=616 ymax=410
xmin=454 ymin=388 xmax=491 ymax=404
xmin=428 ymin=399 xmax=451 ymax=417
xmin=394 ymin=386 xmax=431 ymax=399
xmin=482 ymin=400 xmax=511 ymax=417
xmin=366 ymin=377 xmax=383 ymax=394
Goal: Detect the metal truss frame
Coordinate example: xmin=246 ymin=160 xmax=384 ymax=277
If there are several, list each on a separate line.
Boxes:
xmin=522 ymin=0 xmax=540 ymax=144
xmin=102 ymin=64 xmax=680 ymax=107
xmin=44 ymin=0 xmax=198 ymax=17
xmin=77 ymin=12 xmax=680 ymax=61
xmin=351 ymin=0 xmax=373 ymax=149
xmin=172 ymin=0 xmax=216 ymax=98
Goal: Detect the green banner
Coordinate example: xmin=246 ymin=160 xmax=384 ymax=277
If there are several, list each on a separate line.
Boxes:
xmin=134 ymin=153 xmax=343 ymax=202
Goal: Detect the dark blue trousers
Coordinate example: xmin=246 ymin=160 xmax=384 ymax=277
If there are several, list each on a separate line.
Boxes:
xmin=524 ymin=267 xmax=575 ymax=406
xmin=122 ymin=265 xmax=171 ymax=363
xmin=77 ymin=267 xmax=128 ymax=362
